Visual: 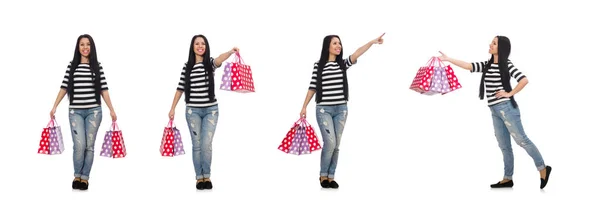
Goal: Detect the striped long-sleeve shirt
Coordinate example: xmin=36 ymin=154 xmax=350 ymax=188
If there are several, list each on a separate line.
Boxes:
xmin=176 ymin=58 xmax=220 ymax=108
xmin=470 ymin=60 xmax=526 ymax=106
xmin=308 ymin=57 xmax=354 ymax=105
xmin=60 ymin=62 xmax=108 ymax=109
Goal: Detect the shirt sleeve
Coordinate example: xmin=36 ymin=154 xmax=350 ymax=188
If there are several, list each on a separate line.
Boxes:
xmin=508 ymin=60 xmax=526 ymax=82
xmin=60 ymin=61 xmax=71 ymax=89
xmin=177 ymin=64 xmax=186 ymax=91
xmin=470 ymin=61 xmax=489 ymax=73
xmin=344 ymin=55 xmax=355 ymax=68
xmin=211 ymin=57 xmax=220 ymax=69
xmin=99 ymin=62 xmax=108 ymax=91
xmin=308 ymin=62 xmax=318 ymax=91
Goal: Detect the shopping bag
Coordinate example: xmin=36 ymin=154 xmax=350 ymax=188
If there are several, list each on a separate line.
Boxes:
xmin=219 ymin=62 xmax=234 ymax=91
xmin=410 ymin=56 xmax=452 ymax=95
xmin=160 ymin=119 xmax=185 ymax=157
xmin=220 ymin=52 xmax=255 ymax=93
xmin=442 ymin=65 xmax=462 ymax=94
xmin=100 ymin=122 xmax=127 ymax=158
xmin=38 ymin=119 xmax=64 ymax=155
xmin=278 ymin=118 xmax=321 ymax=155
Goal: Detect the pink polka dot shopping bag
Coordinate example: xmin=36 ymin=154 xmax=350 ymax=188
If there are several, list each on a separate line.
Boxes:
xmin=100 ymin=121 xmax=127 ymax=158
xmin=160 ymin=119 xmax=185 ymax=157
xmin=410 ymin=56 xmax=462 ymax=95
xmin=278 ymin=117 xmax=321 ymax=155
xmin=37 ymin=119 xmax=65 ymax=155
xmin=220 ymin=52 xmax=255 ymax=93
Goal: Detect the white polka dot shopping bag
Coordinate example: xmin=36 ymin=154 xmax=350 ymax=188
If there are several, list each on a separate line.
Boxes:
xmin=100 ymin=121 xmax=127 ymax=158
xmin=278 ymin=118 xmax=321 ymax=155
xmin=219 ymin=52 xmax=255 ymax=93
xmin=160 ymin=119 xmax=185 ymax=157
xmin=37 ymin=119 xmax=65 ymax=155
xmin=409 ymin=56 xmax=462 ymax=95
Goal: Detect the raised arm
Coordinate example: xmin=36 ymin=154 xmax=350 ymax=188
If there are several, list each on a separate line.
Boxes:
xmin=438 ymin=51 xmax=476 ymax=71
xmin=349 ymin=33 xmax=385 ymax=64
xmin=214 ymin=47 xmax=240 ymax=67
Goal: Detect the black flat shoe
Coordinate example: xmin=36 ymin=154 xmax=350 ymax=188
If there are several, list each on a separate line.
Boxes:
xmin=320 ymin=178 xmax=330 ymax=188
xmin=196 ymin=181 xmax=205 ymax=190
xmin=204 ymin=181 xmax=213 ymax=190
xmin=490 ymin=180 xmax=513 ymax=188
xmin=541 ymin=166 xmax=552 ymax=189
xmin=79 ymin=181 xmax=89 ymax=190
xmin=329 ymin=180 xmax=339 ymax=189
xmin=72 ymin=180 xmax=81 ymax=189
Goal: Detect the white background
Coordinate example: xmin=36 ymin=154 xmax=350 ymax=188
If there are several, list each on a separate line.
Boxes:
xmin=1 ymin=0 xmax=598 ymax=212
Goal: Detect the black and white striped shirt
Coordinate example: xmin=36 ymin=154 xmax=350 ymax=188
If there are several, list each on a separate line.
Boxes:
xmin=177 ymin=58 xmax=220 ymax=108
xmin=60 ymin=62 xmax=108 ymax=109
xmin=309 ymin=57 xmax=354 ymax=105
xmin=471 ymin=60 xmax=526 ymax=106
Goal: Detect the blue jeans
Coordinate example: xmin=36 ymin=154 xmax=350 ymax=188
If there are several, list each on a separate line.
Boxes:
xmin=316 ymin=104 xmax=348 ymax=179
xmin=185 ymin=105 xmax=219 ymax=180
xmin=68 ymin=106 xmax=102 ymax=180
xmin=490 ymin=101 xmax=545 ymax=180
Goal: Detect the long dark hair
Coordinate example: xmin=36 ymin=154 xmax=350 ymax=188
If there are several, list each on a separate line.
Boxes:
xmin=67 ymin=34 xmax=101 ymax=105
xmin=315 ymin=35 xmax=349 ymax=103
xmin=184 ymin=34 xmax=215 ymax=103
xmin=479 ymin=35 xmax=517 ymax=108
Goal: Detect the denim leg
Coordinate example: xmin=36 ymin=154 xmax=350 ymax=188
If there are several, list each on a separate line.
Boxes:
xmin=328 ymin=105 xmax=348 ymax=177
xmin=498 ymin=105 xmax=546 ymax=171
xmin=316 ymin=106 xmax=336 ymax=178
xmin=185 ymin=107 xmax=203 ymax=180
xmin=80 ymin=108 xmax=102 ymax=180
xmin=69 ymin=110 xmax=86 ymax=178
xmin=491 ymin=111 xmax=514 ymax=180
xmin=199 ymin=105 xmax=218 ymax=178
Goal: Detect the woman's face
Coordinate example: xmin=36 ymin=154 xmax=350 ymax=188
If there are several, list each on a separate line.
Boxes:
xmin=489 ymin=37 xmax=498 ymax=55
xmin=329 ymin=37 xmax=342 ymax=56
xmin=194 ymin=37 xmax=206 ymax=56
xmin=79 ymin=37 xmax=91 ymax=57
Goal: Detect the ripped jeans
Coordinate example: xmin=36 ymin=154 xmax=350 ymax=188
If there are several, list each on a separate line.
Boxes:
xmin=68 ymin=106 xmax=103 ymax=180
xmin=316 ymin=104 xmax=348 ymax=179
xmin=185 ymin=105 xmax=219 ymax=180
xmin=490 ymin=101 xmax=545 ymax=180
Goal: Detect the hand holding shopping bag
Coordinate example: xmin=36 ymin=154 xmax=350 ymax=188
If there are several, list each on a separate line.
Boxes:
xmin=160 ymin=119 xmax=185 ymax=157
xmin=220 ymin=52 xmax=255 ymax=93
xmin=37 ymin=119 xmax=65 ymax=155
xmin=410 ymin=56 xmax=462 ymax=95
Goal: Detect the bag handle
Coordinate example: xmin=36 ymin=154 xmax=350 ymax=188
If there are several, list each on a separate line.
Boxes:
xmin=167 ymin=119 xmax=175 ymax=128
xmin=111 ymin=121 xmax=121 ymax=131
xmin=233 ymin=52 xmax=245 ymax=65
xmin=425 ymin=56 xmax=445 ymax=67
xmin=46 ymin=119 xmax=58 ymax=128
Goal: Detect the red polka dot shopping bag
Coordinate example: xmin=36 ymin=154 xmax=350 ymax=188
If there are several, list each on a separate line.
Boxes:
xmin=220 ymin=52 xmax=255 ymax=93
xmin=410 ymin=56 xmax=462 ymax=95
xmin=100 ymin=121 xmax=127 ymax=158
xmin=37 ymin=119 xmax=65 ymax=155
xmin=278 ymin=117 xmax=321 ymax=155
xmin=160 ymin=119 xmax=185 ymax=157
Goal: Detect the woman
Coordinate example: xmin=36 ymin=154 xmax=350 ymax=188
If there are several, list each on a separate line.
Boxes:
xmin=438 ymin=36 xmax=552 ymax=189
xmin=300 ymin=33 xmax=384 ymax=189
xmin=168 ymin=34 xmax=238 ymax=190
xmin=49 ymin=34 xmax=118 ymax=190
